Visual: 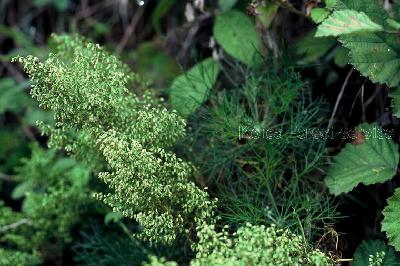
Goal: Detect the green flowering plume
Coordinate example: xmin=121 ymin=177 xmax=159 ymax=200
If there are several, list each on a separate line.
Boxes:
xmin=145 ymin=224 xmax=333 ymax=266
xmin=13 ymin=34 xmax=216 ymax=244
xmin=191 ymin=223 xmax=333 ymax=266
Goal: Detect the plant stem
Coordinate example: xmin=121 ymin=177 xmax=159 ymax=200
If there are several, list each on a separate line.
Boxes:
xmin=274 ymin=0 xmax=308 ymax=19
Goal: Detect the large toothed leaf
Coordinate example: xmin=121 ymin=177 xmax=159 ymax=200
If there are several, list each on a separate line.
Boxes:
xmin=352 ymin=239 xmax=400 ymax=265
xmin=340 ymin=33 xmax=400 ymax=88
xmin=325 ymin=123 xmax=399 ymax=195
xmin=383 ymin=188 xmax=400 ymax=251
xmin=317 ymin=0 xmax=400 ymax=87
xmin=315 ymin=10 xmax=383 ymax=37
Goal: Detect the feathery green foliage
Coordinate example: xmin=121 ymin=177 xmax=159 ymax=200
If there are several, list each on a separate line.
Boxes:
xmin=14 ymin=34 xmax=216 ymax=245
xmin=73 ymin=223 xmax=151 ymax=266
xmin=185 ymin=64 xmax=337 ymax=239
xmin=0 ymin=248 xmax=41 ymax=266
xmin=0 ymin=201 xmax=41 ymax=266
xmin=0 ymin=144 xmax=90 ymax=262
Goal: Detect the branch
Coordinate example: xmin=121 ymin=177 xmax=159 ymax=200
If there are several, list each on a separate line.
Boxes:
xmin=327 ymin=68 xmax=354 ymax=132
xmin=274 ymin=0 xmax=308 ymax=19
xmin=0 ymin=173 xmax=16 ymax=181
xmin=116 ymin=3 xmax=147 ymax=53
xmin=0 ymin=219 xmax=31 ymax=233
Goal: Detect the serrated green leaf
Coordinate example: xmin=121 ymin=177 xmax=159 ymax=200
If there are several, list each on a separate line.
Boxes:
xmin=213 ymin=10 xmax=261 ymax=66
xmin=389 ymin=88 xmax=400 ymax=118
xmin=352 ymin=239 xmax=400 ymax=266
xmin=311 ymin=8 xmax=330 ymax=24
xmin=337 ymin=0 xmax=387 ymax=25
xmin=325 ymin=123 xmax=399 ymax=195
xmin=383 ymin=188 xmax=400 ymax=251
xmin=170 ymin=58 xmax=220 ymax=117
xmin=316 ymin=10 xmax=383 ymax=37
xmin=328 ymin=1 xmax=400 ymax=88
xmin=340 ymin=33 xmax=400 ymax=87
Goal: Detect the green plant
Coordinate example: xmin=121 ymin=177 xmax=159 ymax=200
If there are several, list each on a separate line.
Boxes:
xmin=314 ymin=0 xmax=400 ymax=252
xmin=0 ymin=201 xmax=41 ymax=266
xmin=213 ymin=10 xmax=261 ymax=66
xmin=325 ymin=123 xmax=399 ymax=195
xmin=145 ymin=224 xmax=333 ymax=266
xmin=14 ymin=34 xmax=216 ymax=245
xmin=72 ymin=223 xmax=151 ymax=266
xmin=185 ymin=64 xmax=337 ymax=240
xmin=352 ymin=240 xmax=400 ymax=266
xmin=0 ymin=144 xmax=90 ymax=262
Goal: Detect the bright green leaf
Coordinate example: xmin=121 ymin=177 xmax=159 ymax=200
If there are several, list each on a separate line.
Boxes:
xmin=325 ymin=0 xmax=337 ymax=8
xmin=329 ymin=1 xmax=400 ymax=87
xmin=337 ymin=0 xmax=387 ymax=25
xmin=315 ymin=10 xmax=383 ymax=37
xmin=213 ymin=10 xmax=261 ymax=66
xmin=383 ymin=188 xmax=400 ymax=251
xmin=170 ymin=58 xmax=220 ymax=117
xmin=311 ymin=8 xmax=330 ymax=24
xmin=325 ymin=123 xmax=399 ymax=195
xmin=352 ymin=239 xmax=400 ymax=265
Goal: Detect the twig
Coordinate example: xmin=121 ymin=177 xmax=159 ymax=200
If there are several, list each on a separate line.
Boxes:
xmin=327 ymin=68 xmax=354 ymax=132
xmin=116 ymin=3 xmax=147 ymax=54
xmin=274 ymin=0 xmax=308 ymax=19
xmin=0 ymin=219 xmax=31 ymax=233
xmin=360 ymin=84 xmax=366 ymax=122
xmin=0 ymin=173 xmax=16 ymax=181
xmin=17 ymin=116 xmax=37 ymax=142
xmin=178 ymin=14 xmax=211 ymax=63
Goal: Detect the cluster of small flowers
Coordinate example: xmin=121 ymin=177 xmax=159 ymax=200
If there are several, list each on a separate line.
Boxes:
xmin=14 ymin=34 xmax=216 ymax=244
xmin=191 ymin=223 xmax=332 ymax=266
